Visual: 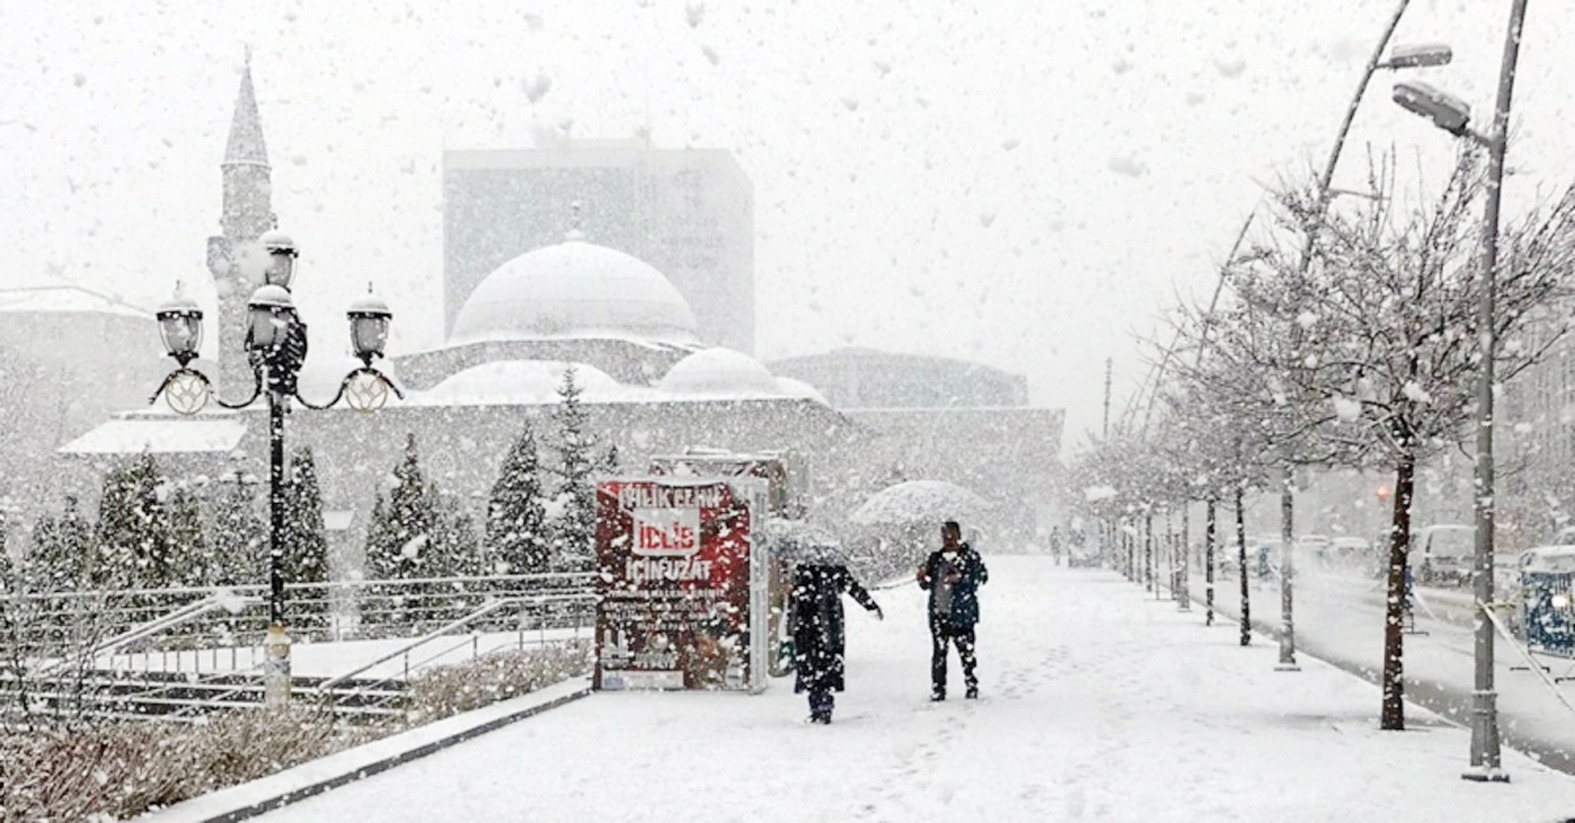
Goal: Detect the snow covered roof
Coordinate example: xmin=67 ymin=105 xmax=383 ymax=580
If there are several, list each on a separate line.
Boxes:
xmin=0 ymin=283 xmax=151 ymax=319
xmin=449 ymin=238 xmax=699 ymax=347
xmin=59 ymin=417 xmax=248 ymax=456
xmin=411 ymin=360 xmax=637 ymax=406
xmin=658 ymin=347 xmax=786 ymax=398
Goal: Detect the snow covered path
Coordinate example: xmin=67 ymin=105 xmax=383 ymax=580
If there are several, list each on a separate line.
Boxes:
xmin=263 ymin=558 xmax=1575 ymax=822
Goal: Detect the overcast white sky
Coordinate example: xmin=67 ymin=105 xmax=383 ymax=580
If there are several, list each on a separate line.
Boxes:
xmin=3 ymin=0 xmax=1573 ymax=447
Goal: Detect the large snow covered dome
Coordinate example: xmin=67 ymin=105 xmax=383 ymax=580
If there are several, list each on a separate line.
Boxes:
xmin=450 ymin=238 xmax=699 ymax=346
xmin=658 ymin=347 xmax=783 ymax=397
xmin=417 ymin=360 xmax=625 ymax=405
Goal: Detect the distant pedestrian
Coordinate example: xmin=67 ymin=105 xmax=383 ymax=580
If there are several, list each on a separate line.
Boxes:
xmin=1050 ymin=527 xmax=1063 ymax=566
xmin=790 ymin=559 xmax=883 ymax=724
xmin=917 ymin=520 xmax=989 ymax=700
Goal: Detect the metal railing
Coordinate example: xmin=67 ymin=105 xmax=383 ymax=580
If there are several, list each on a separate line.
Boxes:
xmin=313 ymin=591 xmax=597 ymax=717
xmin=0 ymin=573 xmax=596 ymax=721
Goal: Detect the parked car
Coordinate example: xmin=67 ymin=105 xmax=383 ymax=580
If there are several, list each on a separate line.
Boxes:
xmin=1411 ymin=524 xmax=1474 ymax=587
xmin=1326 ymin=536 xmax=1374 ymax=574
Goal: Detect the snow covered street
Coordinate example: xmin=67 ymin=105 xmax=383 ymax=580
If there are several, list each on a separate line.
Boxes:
xmin=262 ymin=556 xmax=1575 ymax=822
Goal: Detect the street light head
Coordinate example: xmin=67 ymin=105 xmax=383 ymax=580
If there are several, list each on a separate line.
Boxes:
xmin=156 ymin=290 xmax=204 ymax=367
xmin=1392 ymin=81 xmax=1472 ymax=137
xmin=258 ymin=229 xmax=298 ymax=289
xmin=246 ymin=284 xmax=296 ymax=351
xmin=1383 ymin=43 xmax=1453 ymax=70
xmin=347 ymin=286 xmax=393 ymax=364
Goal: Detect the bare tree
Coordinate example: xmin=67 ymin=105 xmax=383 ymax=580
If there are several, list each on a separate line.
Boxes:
xmin=1227 ymin=151 xmax=1575 ymax=729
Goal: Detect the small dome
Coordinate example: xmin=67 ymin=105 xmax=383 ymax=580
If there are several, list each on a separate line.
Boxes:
xmin=419 ymin=360 xmax=622 ymax=405
xmin=775 ymin=376 xmax=829 ymax=405
xmin=659 ymin=347 xmax=782 ymax=397
xmin=451 ymin=239 xmax=699 ymax=346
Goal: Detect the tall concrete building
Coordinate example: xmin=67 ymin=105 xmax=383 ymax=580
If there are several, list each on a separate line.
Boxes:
xmin=442 ymin=140 xmax=755 ymax=354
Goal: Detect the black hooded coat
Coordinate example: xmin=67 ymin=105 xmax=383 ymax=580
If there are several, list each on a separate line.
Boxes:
xmin=790 ymin=563 xmax=878 ymax=693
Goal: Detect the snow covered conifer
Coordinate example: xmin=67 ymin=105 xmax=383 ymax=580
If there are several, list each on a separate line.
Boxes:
xmin=27 ymin=496 xmax=94 ymax=593
xmin=281 ymin=446 xmax=329 ymax=587
xmin=95 ymin=453 xmax=173 ymax=589
xmin=387 ymin=434 xmax=437 ymax=578
xmin=486 ymin=420 xmax=549 ymax=575
xmin=550 ymin=366 xmax=598 ymax=572
xmin=165 ymin=484 xmax=208 ymax=587
xmin=209 ymin=475 xmax=266 ymax=587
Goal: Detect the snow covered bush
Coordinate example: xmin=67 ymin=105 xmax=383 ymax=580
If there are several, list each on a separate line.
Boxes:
xmin=0 ymin=707 xmax=374 ymax=821
xmin=405 ymin=639 xmax=592 ymax=724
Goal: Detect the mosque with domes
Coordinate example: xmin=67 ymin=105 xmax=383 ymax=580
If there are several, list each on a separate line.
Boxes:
xmin=31 ymin=62 xmax=1068 ymax=580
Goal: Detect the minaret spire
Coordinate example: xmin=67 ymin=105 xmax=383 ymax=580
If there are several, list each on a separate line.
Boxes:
xmin=207 ymin=50 xmax=277 ymax=396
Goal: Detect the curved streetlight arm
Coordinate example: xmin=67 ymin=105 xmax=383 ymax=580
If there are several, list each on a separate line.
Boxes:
xmin=292 ymin=366 xmax=405 ymax=410
xmin=147 ymin=365 xmax=264 ymax=410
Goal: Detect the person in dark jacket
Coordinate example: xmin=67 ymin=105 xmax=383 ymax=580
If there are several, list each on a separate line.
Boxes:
xmin=790 ymin=561 xmax=883 ymax=724
xmin=917 ymin=520 xmax=989 ymax=700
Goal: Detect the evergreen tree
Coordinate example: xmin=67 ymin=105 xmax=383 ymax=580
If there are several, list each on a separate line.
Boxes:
xmin=29 ymin=497 xmax=95 ymax=593
xmin=165 ymin=484 xmax=208 ymax=587
xmin=209 ymin=475 xmax=266 ymax=587
xmin=281 ymin=447 xmax=329 ymax=587
xmin=95 ymin=453 xmax=173 ymax=589
xmin=433 ymin=492 xmax=481 ymax=578
xmin=550 ymin=366 xmax=598 ymax=572
xmin=363 ymin=492 xmax=398 ymax=581
xmin=362 ymin=437 xmax=441 ymax=629
xmin=486 ymin=421 xmax=549 ymax=575
xmin=387 ymin=434 xmax=437 ymax=578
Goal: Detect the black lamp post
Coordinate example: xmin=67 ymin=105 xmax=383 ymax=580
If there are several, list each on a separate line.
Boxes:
xmin=152 ymin=230 xmax=401 ymax=707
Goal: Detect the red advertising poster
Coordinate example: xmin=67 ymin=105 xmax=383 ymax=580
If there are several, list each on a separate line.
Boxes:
xmin=594 ymin=478 xmax=759 ymax=691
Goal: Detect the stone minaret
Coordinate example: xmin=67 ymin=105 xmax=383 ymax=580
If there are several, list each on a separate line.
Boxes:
xmin=205 ymin=52 xmax=275 ymax=397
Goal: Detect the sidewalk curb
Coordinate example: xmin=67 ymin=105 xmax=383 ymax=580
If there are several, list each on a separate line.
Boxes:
xmin=144 ymin=678 xmax=594 ymax=823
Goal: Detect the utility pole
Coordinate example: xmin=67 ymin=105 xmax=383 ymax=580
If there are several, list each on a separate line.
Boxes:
xmin=1102 ymin=357 xmax=1113 ymax=439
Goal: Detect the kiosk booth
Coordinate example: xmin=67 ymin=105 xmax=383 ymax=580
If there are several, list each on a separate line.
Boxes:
xmin=593 ymin=476 xmax=771 ymax=691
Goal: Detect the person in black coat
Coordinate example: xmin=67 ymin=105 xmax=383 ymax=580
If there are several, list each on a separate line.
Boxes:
xmin=790 ymin=561 xmax=882 ymax=724
xmin=917 ymin=520 xmax=989 ymax=700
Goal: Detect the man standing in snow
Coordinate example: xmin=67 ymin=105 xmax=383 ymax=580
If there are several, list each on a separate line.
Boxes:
xmin=917 ymin=520 xmax=988 ymax=700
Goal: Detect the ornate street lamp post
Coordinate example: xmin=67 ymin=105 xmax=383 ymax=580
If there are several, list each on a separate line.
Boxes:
xmin=152 ymin=230 xmax=401 ymax=707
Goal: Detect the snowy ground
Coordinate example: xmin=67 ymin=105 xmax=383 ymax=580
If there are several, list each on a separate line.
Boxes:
xmin=260 ymin=557 xmax=1575 ymax=822
xmin=1205 ymin=565 xmax=1575 ymax=771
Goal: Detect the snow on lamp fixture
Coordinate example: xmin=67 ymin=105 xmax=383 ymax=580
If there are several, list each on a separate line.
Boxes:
xmin=259 ymin=229 xmax=298 ymax=289
xmin=246 ymin=284 xmax=295 ymax=351
xmin=1382 ymin=44 xmax=1453 ymax=70
xmin=156 ymin=289 xmax=203 ymax=368
xmin=347 ymin=285 xmax=393 ymax=365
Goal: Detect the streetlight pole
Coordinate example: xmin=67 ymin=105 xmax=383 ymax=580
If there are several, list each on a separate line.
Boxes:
xmin=1389 ymin=0 xmax=1528 ymax=781
xmin=1272 ymin=0 xmax=1445 ymax=674
xmin=1464 ymin=0 xmax=1529 ymax=784
xmin=152 ymin=233 xmax=400 ymax=709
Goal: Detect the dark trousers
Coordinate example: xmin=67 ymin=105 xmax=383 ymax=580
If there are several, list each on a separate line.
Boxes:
xmin=809 ymin=687 xmax=834 ymax=719
xmin=929 ymin=616 xmax=977 ymax=695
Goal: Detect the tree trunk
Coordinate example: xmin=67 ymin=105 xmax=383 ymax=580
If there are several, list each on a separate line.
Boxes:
xmin=1278 ymin=463 xmax=1298 ymax=669
xmin=1236 ymin=486 xmax=1250 ymax=646
xmin=1145 ymin=514 xmax=1155 ymax=592
xmin=1381 ymin=450 xmax=1416 ymax=730
xmin=1205 ymin=498 xmax=1217 ymax=626
xmin=1179 ymin=504 xmax=1192 ymax=611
